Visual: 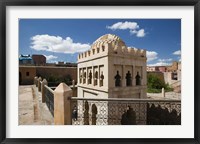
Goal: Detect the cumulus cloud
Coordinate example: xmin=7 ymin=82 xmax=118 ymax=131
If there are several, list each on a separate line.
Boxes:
xmin=107 ymin=21 xmax=139 ymax=30
xmin=44 ymin=55 xmax=58 ymax=61
xmin=136 ymin=29 xmax=146 ymax=37
xmin=107 ymin=21 xmax=146 ymax=38
xmin=158 ymin=58 xmax=173 ymax=62
xmin=173 ymin=50 xmax=181 ymax=55
xmin=30 ymin=34 xmax=90 ymax=54
xmin=146 ymin=51 xmax=158 ymax=62
xmin=148 ymin=62 xmax=171 ymax=66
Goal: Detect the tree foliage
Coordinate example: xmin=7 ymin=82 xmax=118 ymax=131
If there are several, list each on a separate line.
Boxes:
xmin=147 ymin=74 xmax=165 ymax=89
xmin=147 ymin=74 xmax=173 ymax=93
xmin=45 ymin=74 xmax=73 ymax=87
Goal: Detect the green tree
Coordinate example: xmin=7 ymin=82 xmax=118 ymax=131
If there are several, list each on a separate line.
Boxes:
xmin=147 ymin=74 xmax=173 ymax=93
xmin=147 ymin=74 xmax=165 ymax=89
xmin=63 ymin=74 xmax=72 ymax=85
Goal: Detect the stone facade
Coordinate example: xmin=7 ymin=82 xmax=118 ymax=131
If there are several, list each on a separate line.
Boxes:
xmin=78 ymin=34 xmax=147 ymax=99
xmin=77 ymin=34 xmax=147 ymax=124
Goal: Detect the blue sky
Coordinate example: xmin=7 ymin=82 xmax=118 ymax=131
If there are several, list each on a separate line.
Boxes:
xmin=19 ymin=19 xmax=181 ymax=66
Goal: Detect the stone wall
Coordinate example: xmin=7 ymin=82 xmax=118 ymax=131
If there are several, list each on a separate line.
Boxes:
xmin=36 ymin=66 xmax=77 ymax=82
xmin=19 ymin=66 xmax=36 ymax=85
xmin=19 ymin=66 xmax=77 ymax=85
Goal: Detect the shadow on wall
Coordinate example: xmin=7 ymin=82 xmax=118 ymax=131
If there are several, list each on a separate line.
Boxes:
xmin=147 ymin=103 xmax=181 ymax=125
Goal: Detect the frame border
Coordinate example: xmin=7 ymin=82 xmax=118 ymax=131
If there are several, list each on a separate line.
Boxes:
xmin=1 ymin=0 xmax=199 ymax=143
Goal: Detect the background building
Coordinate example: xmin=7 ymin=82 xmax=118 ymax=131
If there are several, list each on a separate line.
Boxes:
xmin=32 ymin=54 xmax=46 ymax=66
xmin=19 ymin=54 xmax=32 ymax=65
xmin=147 ymin=61 xmax=181 ymax=93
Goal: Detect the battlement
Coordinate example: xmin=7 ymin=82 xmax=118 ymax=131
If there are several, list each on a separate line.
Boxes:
xmin=78 ymin=34 xmax=146 ymax=60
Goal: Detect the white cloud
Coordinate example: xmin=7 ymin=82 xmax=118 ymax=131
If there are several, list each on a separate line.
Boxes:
xmin=49 ymin=60 xmax=58 ymax=64
xmin=158 ymin=58 xmax=173 ymax=62
xmin=44 ymin=55 xmax=58 ymax=61
xmin=146 ymin=51 xmax=158 ymax=62
xmin=107 ymin=21 xmax=139 ymax=30
xmin=31 ymin=34 xmax=90 ymax=54
xmin=173 ymin=50 xmax=181 ymax=55
xmin=136 ymin=29 xmax=146 ymax=37
xmin=107 ymin=21 xmax=146 ymax=37
xmin=148 ymin=62 xmax=171 ymax=66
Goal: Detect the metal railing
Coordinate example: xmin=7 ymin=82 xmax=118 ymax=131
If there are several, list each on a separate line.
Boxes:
xmin=44 ymin=85 xmax=54 ymax=117
xmin=70 ymin=97 xmax=181 ymax=125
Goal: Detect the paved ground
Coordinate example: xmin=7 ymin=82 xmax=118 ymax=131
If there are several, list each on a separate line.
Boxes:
xmin=147 ymin=92 xmax=181 ymax=100
xmin=19 ymin=85 xmax=54 ymax=125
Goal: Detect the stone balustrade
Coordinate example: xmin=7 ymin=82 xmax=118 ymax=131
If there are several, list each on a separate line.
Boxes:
xmin=34 ymin=76 xmax=75 ymax=125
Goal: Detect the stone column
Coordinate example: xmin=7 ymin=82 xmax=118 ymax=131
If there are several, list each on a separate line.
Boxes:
xmin=41 ymin=79 xmax=48 ymax=103
xmin=91 ymin=66 xmax=94 ymax=86
xmin=98 ymin=66 xmax=100 ymax=86
xmin=78 ymin=68 xmax=80 ymax=85
xmin=86 ymin=67 xmax=88 ymax=85
xmin=132 ymin=66 xmax=135 ymax=86
xmin=122 ymin=65 xmax=125 ymax=87
xmin=38 ymin=77 xmax=42 ymax=91
xmin=142 ymin=66 xmax=146 ymax=85
xmin=54 ymin=83 xmax=72 ymax=125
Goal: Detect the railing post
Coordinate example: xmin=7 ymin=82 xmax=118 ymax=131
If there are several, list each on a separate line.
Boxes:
xmin=72 ymin=80 xmax=76 ymax=97
xmin=162 ymin=88 xmax=165 ymax=97
xmin=72 ymin=80 xmax=75 ymax=88
xmin=34 ymin=76 xmax=38 ymax=85
xmin=42 ymin=79 xmax=48 ymax=103
xmin=38 ymin=77 xmax=42 ymax=92
xmin=54 ymin=83 xmax=72 ymax=125
xmin=36 ymin=77 xmax=39 ymax=87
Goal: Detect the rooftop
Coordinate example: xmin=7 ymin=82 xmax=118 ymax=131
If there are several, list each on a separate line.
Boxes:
xmin=91 ymin=34 xmax=126 ymax=49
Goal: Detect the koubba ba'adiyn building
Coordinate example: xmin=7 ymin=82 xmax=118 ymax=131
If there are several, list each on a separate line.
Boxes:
xmin=77 ymin=34 xmax=147 ymax=99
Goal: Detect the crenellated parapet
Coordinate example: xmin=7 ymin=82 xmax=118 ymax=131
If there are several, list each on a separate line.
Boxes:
xmin=78 ymin=34 xmax=146 ymax=61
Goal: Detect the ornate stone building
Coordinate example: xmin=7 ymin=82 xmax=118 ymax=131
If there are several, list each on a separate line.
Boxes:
xmin=78 ymin=34 xmax=147 ymax=99
xmin=77 ymin=34 xmax=147 ymax=125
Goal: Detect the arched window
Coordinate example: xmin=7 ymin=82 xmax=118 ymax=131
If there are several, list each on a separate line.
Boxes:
xmin=135 ymin=72 xmax=141 ymax=86
xmin=97 ymin=48 xmax=100 ymax=53
xmin=83 ymin=72 xmax=86 ymax=84
xmin=92 ymin=49 xmax=95 ymax=54
xmin=88 ymin=70 xmax=92 ymax=84
xmin=94 ymin=71 xmax=98 ymax=86
xmin=79 ymin=71 xmax=82 ymax=83
xmin=126 ymin=71 xmax=132 ymax=86
xmin=115 ymin=71 xmax=121 ymax=87
xmin=102 ymin=46 xmax=105 ymax=51
xmin=84 ymin=101 xmax=89 ymax=125
xmin=100 ymin=71 xmax=104 ymax=87
xmin=92 ymin=104 xmax=97 ymax=125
